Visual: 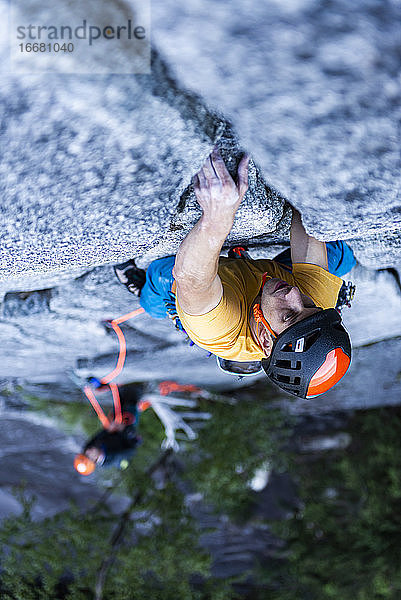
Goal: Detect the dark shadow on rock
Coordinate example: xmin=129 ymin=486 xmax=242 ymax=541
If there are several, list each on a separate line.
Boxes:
xmin=3 ymin=289 xmax=53 ymax=318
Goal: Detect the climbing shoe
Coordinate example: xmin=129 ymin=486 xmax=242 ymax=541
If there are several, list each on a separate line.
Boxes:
xmin=114 ymin=259 xmax=146 ymax=296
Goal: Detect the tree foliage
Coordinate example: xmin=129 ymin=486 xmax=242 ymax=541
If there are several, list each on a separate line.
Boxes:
xmin=185 ymin=391 xmax=288 ymax=519
xmin=4 ymin=385 xmax=401 ymax=599
xmin=271 ymin=407 xmax=401 ymax=600
xmin=1 ymin=387 xmax=283 ymax=599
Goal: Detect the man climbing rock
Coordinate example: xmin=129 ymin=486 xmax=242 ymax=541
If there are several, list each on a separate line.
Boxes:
xmin=115 ymin=149 xmax=356 ymax=398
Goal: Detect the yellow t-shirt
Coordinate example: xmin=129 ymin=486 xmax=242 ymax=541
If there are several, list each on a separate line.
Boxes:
xmin=175 ymin=257 xmax=343 ymax=361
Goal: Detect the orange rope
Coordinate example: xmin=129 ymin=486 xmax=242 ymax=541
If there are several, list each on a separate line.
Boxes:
xmin=159 ymin=380 xmax=201 ymax=396
xmin=109 ymin=383 xmax=122 ymax=425
xmin=84 ymin=385 xmax=111 ymax=429
xmin=100 ymin=308 xmax=145 ymax=385
xmin=84 ymin=306 xmax=145 ymax=429
xmin=112 ymin=307 xmax=145 ymax=326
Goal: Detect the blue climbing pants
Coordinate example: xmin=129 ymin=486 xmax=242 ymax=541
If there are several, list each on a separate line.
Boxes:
xmin=139 ymin=242 xmax=356 ymax=320
xmin=139 ymin=256 xmax=176 ymax=319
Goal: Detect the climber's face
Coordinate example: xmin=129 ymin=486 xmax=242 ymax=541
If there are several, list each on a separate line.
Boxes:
xmin=261 ymin=278 xmax=321 ymax=336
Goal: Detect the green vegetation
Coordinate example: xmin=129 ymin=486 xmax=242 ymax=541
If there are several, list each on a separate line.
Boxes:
xmin=271 ymin=407 xmax=401 ymax=600
xmin=186 ymin=390 xmax=289 ymax=519
xmin=0 ymin=452 xmax=232 ymax=600
xmin=0 ymin=385 xmax=284 ymax=599
xmin=21 ymin=392 xmax=101 ymax=438
xmin=2 ymin=384 xmax=401 ymax=600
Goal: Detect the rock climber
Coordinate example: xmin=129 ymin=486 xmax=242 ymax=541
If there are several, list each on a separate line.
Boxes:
xmin=115 ymin=148 xmax=356 ymax=398
xmin=74 ymin=386 xmax=143 ymax=475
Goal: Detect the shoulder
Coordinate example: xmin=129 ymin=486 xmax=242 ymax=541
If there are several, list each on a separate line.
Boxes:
xmin=292 ymin=263 xmax=343 ymax=309
xmin=217 ymin=257 xmax=294 ymax=289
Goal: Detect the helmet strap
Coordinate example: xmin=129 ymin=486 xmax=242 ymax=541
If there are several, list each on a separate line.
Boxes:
xmin=252 ymin=273 xmax=277 ymax=352
xmin=253 ymin=303 xmax=277 ymax=339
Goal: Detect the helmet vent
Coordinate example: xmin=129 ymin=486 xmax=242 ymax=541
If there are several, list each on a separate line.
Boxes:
xmin=295 ymin=338 xmax=304 ymax=352
xmin=275 ymin=359 xmax=292 ymax=369
xmin=304 ymin=331 xmax=320 ymax=350
xmin=276 ymin=374 xmax=301 ymax=386
xmin=280 ymin=332 xmax=320 ymax=353
xmin=275 ymin=359 xmax=302 ymax=370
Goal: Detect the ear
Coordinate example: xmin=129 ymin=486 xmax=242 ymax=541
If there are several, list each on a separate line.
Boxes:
xmin=258 ymin=326 xmax=274 ymax=357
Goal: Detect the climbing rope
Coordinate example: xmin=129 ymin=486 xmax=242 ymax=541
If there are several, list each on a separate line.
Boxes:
xmin=158 ymin=380 xmax=201 ymax=396
xmin=100 ymin=308 xmax=145 ymax=384
xmin=83 ymin=307 xmax=145 ymax=429
xmin=83 ymin=307 xmax=203 ymax=430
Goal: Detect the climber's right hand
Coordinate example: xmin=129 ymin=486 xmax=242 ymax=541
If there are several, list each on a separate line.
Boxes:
xmin=193 ymin=148 xmax=249 ymax=224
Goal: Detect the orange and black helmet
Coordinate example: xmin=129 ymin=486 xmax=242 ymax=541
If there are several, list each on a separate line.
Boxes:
xmin=261 ymin=308 xmax=351 ymax=398
xmin=74 ymin=453 xmax=96 ymax=476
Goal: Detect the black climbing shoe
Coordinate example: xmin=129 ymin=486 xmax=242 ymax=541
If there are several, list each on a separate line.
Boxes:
xmin=114 ymin=260 xmax=146 ymax=296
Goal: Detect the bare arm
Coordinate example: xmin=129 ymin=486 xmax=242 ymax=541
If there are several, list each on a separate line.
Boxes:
xmin=290 ymin=208 xmax=328 ymax=270
xmin=173 ymin=149 xmax=249 ymax=315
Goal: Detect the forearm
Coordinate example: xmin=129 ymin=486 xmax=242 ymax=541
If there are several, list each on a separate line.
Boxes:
xmin=173 ymin=212 xmax=234 ymax=314
xmin=290 ymin=208 xmax=328 ymax=269
xmin=174 ymin=212 xmax=233 ymax=287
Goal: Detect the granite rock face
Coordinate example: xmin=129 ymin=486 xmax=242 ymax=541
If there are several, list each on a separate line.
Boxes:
xmin=1 ymin=0 xmax=287 ymax=292
xmin=0 ymin=49 xmax=220 ymax=289
xmin=152 ymin=0 xmax=401 ymax=268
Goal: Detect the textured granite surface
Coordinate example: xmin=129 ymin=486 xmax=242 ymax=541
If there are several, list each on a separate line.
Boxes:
xmin=0 ymin=0 xmax=400 ymax=392
xmin=152 ymin=0 xmax=401 ymax=267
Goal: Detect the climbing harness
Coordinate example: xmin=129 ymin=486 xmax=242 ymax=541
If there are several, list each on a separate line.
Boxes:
xmin=216 ymin=356 xmax=263 ymax=377
xmin=228 ymin=246 xmax=251 ymax=260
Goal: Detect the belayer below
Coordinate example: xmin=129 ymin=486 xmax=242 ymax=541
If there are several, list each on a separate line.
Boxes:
xmin=114 ymin=148 xmax=356 ymax=399
xmin=74 ymin=386 xmax=143 ymax=476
